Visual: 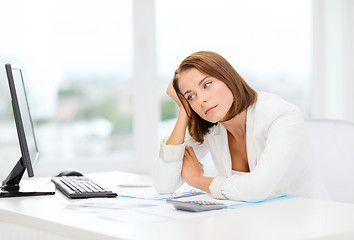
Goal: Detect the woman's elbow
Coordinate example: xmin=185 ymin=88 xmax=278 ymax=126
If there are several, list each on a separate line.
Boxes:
xmin=153 ymin=174 xmax=183 ymax=195
xmin=153 ymin=182 xmax=174 ymax=195
xmin=244 ymin=192 xmax=270 ymax=202
xmin=224 ymin=183 xmax=272 ymax=202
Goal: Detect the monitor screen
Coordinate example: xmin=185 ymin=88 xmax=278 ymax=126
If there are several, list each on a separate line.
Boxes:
xmin=1 ymin=64 xmax=55 ymax=197
xmin=11 ymin=67 xmax=39 ymax=167
xmin=5 ymin=64 xmax=38 ymax=177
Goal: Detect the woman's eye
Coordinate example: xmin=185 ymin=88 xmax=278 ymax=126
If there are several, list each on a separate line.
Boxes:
xmin=187 ymin=94 xmax=195 ymax=101
xmin=204 ymin=82 xmax=212 ymax=88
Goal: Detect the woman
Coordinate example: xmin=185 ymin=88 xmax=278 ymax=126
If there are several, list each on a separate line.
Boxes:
xmin=154 ymin=51 xmax=324 ymax=202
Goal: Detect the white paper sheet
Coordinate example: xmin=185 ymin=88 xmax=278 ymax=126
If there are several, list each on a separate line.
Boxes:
xmin=63 ymin=185 xmax=287 ymax=224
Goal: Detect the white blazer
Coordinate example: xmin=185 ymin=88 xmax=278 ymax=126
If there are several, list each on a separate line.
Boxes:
xmin=154 ymin=91 xmax=322 ymax=202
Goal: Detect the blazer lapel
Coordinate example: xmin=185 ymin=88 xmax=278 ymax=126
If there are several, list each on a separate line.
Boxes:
xmin=208 ymin=124 xmax=232 ymax=177
xmin=208 ymin=105 xmax=257 ymax=176
xmin=246 ymin=104 xmax=256 ymax=172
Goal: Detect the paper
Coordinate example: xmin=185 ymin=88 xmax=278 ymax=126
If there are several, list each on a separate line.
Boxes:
xmin=138 ymin=203 xmax=229 ymax=220
xmin=116 ymin=186 xmax=170 ymax=200
xmin=117 ymin=184 xmax=153 ymax=188
xmin=116 ymin=184 xmax=204 ymax=200
xmin=96 ymin=196 xmax=233 ymax=223
xmin=101 ymin=209 xmax=168 ymax=224
xmin=67 ymin=197 xmax=163 ymax=210
xmin=63 ymin=184 xmax=292 ymax=224
xmin=66 ymin=197 xmax=170 ymax=223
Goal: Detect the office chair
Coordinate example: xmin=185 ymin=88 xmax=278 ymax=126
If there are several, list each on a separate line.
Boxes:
xmin=304 ymin=119 xmax=354 ymax=203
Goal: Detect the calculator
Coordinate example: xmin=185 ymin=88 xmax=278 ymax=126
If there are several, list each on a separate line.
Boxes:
xmin=167 ymin=199 xmax=227 ymax=212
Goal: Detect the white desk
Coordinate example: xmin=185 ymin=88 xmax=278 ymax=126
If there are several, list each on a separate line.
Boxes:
xmin=1 ymin=171 xmax=354 ymax=240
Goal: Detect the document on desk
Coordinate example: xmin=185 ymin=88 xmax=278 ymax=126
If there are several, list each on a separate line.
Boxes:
xmin=135 ymin=194 xmax=244 ymax=221
xmin=97 ymin=195 xmax=238 ymax=224
xmin=65 ymin=184 xmax=202 ymax=212
xmin=116 ymin=183 xmax=205 ymax=200
xmin=116 ymin=186 xmax=171 ymax=200
xmin=104 ymin=191 xmax=246 ymax=223
xmin=133 ymin=193 xmax=291 ymax=222
xmin=66 ymin=197 xmax=167 ymax=223
xmin=67 ymin=197 xmax=161 ymax=211
xmin=65 ymin=184 xmax=291 ymax=224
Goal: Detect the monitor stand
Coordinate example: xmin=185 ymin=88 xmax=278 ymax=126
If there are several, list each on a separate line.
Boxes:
xmin=0 ymin=157 xmax=55 ymax=198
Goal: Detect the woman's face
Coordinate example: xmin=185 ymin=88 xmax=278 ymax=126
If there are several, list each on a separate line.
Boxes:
xmin=178 ymin=68 xmax=234 ymax=123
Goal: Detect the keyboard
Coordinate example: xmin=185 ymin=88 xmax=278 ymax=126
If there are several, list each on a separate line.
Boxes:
xmin=51 ymin=176 xmax=118 ymax=199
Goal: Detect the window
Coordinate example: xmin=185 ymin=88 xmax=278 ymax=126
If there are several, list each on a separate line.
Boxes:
xmin=157 ymin=0 xmax=312 ymax=123
xmin=0 ymin=0 xmax=134 ymax=176
xmin=0 ymin=0 xmax=313 ymax=177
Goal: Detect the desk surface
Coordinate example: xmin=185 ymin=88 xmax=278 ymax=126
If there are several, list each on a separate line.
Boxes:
xmin=1 ymin=171 xmax=354 ymax=240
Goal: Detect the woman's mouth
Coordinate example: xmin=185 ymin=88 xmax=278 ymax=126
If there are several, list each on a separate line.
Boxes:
xmin=205 ymin=105 xmax=217 ymax=115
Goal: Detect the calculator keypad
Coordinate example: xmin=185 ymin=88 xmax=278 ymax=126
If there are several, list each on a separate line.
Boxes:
xmin=167 ymin=199 xmax=227 ymax=212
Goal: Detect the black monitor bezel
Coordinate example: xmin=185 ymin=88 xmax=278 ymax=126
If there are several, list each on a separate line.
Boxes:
xmin=5 ymin=63 xmax=37 ymax=178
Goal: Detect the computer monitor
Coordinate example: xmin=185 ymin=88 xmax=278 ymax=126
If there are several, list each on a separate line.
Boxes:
xmin=0 ymin=64 xmax=55 ymax=197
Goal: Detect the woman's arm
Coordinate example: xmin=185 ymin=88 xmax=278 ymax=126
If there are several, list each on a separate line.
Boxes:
xmin=165 ymin=79 xmax=189 ymax=145
xmin=154 ymin=80 xmax=186 ymax=193
xmin=166 ymin=108 xmax=189 ymax=145
xmin=153 ymin=109 xmax=189 ymax=194
xmin=153 ymin=79 xmax=210 ymax=194
xmin=153 ymin=80 xmax=190 ymax=193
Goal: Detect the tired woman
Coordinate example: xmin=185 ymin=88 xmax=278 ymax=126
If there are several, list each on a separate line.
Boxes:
xmin=154 ymin=51 xmax=326 ymax=202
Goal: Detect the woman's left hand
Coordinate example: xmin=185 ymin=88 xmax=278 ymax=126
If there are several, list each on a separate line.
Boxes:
xmin=181 ymin=146 xmax=204 ymax=185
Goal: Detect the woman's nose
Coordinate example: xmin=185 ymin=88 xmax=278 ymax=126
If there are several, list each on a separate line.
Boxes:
xmin=198 ymin=91 xmax=208 ymax=104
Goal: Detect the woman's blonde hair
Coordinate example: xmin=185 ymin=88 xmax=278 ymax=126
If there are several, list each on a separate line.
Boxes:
xmin=173 ymin=51 xmax=257 ymax=143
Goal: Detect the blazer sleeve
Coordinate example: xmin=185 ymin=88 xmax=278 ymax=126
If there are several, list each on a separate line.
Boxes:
xmin=211 ymin=102 xmax=305 ymax=202
xmin=153 ymin=134 xmax=209 ymax=194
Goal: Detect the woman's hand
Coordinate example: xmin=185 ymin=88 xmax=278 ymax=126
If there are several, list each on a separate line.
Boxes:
xmin=166 ymin=78 xmax=182 ymax=107
xmin=182 ymin=146 xmax=204 ymax=184
xmin=165 ymin=77 xmax=189 ymax=146
xmin=167 ymin=78 xmax=191 ymax=116
xmin=181 ymin=146 xmax=213 ymax=192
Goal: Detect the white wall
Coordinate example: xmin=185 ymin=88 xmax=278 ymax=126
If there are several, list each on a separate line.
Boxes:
xmin=133 ymin=0 xmax=159 ymax=174
xmin=312 ymin=0 xmax=354 ymax=123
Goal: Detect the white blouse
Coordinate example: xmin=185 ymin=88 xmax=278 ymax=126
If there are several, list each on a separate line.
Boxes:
xmin=153 ymin=91 xmax=326 ymax=202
